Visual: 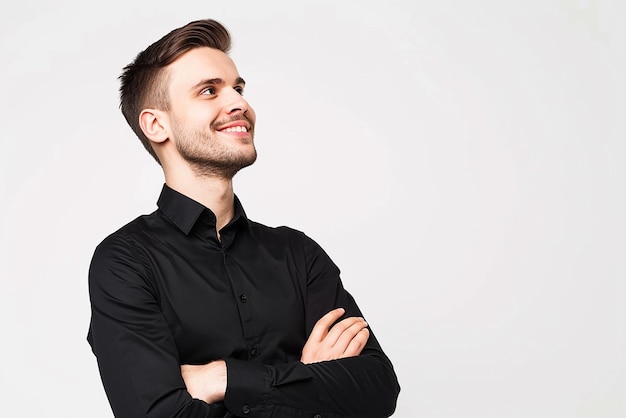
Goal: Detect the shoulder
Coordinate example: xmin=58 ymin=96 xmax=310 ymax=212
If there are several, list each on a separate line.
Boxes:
xmin=246 ymin=220 xmax=331 ymax=261
xmin=88 ymin=213 xmax=164 ymax=296
xmin=247 ymin=220 xmax=310 ymax=245
xmin=90 ymin=213 xmax=159 ymax=273
xmin=95 ymin=214 xmax=152 ymax=251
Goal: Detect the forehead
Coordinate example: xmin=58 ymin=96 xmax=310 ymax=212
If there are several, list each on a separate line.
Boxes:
xmin=166 ymin=47 xmax=241 ymax=89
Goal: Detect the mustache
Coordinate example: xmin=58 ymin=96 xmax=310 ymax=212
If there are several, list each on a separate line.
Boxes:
xmin=211 ymin=114 xmax=254 ymax=130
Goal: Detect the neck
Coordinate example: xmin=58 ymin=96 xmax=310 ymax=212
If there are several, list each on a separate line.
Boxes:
xmin=164 ymin=167 xmax=236 ymax=234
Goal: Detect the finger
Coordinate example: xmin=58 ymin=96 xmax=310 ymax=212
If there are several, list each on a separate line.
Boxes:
xmin=343 ymin=327 xmax=370 ymax=358
xmin=325 ymin=316 xmax=367 ymax=348
xmin=309 ymin=308 xmax=345 ymax=342
xmin=329 ymin=318 xmax=368 ymax=350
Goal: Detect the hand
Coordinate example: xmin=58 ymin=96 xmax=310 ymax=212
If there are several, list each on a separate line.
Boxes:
xmin=180 ymin=360 xmax=227 ymax=404
xmin=301 ymin=307 xmax=370 ymax=364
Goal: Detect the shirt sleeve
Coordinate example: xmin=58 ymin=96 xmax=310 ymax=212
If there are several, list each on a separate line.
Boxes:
xmin=87 ymin=233 xmax=227 ymax=418
xmin=220 ymin=230 xmax=401 ymax=417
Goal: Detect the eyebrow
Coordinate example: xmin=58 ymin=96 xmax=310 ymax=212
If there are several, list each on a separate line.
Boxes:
xmin=191 ymin=77 xmax=246 ymax=92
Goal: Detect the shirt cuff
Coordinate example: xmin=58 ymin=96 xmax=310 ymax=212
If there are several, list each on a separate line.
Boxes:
xmin=224 ymin=358 xmax=271 ymax=416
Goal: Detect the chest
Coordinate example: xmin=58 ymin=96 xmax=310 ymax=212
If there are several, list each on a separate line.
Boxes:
xmin=145 ymin=239 xmax=308 ymax=364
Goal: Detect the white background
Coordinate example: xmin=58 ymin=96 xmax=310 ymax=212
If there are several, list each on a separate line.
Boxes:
xmin=1 ymin=1 xmax=625 ymax=417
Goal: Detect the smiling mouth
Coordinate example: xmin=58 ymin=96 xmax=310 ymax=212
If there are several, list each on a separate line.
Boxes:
xmin=221 ymin=126 xmax=249 ymax=133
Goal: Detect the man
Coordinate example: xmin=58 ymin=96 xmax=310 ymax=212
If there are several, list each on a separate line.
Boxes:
xmin=87 ymin=18 xmax=400 ymax=418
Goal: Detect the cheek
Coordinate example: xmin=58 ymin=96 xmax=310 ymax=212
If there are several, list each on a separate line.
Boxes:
xmin=185 ymin=105 xmax=221 ymax=127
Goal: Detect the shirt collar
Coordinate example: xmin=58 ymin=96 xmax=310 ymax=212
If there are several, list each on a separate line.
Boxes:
xmin=156 ymin=183 xmax=249 ymax=235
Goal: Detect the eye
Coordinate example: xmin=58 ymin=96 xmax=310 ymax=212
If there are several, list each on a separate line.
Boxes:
xmin=200 ymin=87 xmax=216 ymax=96
xmin=234 ymin=86 xmax=245 ymax=96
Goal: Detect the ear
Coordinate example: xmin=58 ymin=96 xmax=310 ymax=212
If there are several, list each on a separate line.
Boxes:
xmin=139 ymin=109 xmax=170 ymax=144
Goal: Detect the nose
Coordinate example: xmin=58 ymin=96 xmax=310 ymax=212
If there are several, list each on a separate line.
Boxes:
xmin=224 ymin=88 xmax=251 ymax=116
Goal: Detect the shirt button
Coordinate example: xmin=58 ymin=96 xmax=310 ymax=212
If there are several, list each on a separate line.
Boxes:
xmin=250 ymin=347 xmax=258 ymax=356
xmin=239 ymin=294 xmax=248 ymax=303
xmin=242 ymin=404 xmax=251 ymax=414
xmin=313 ymin=414 xmax=322 ymax=418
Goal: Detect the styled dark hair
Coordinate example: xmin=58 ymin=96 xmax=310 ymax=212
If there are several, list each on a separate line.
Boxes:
xmin=119 ymin=19 xmax=232 ymax=163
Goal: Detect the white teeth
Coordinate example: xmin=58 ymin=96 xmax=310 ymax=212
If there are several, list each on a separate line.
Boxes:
xmin=222 ymin=126 xmax=248 ymax=133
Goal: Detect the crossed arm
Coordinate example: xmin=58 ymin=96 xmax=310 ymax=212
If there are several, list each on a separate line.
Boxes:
xmin=181 ymin=307 xmax=370 ymax=403
xmin=89 ymin=231 xmax=400 ymax=417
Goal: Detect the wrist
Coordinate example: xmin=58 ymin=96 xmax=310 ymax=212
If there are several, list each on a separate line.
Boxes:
xmin=204 ymin=360 xmax=227 ymax=404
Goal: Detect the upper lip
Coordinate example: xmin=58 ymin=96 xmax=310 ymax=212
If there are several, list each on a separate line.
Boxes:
xmin=216 ymin=120 xmax=251 ymax=131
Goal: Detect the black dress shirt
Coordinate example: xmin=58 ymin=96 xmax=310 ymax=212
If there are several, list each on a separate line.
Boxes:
xmin=87 ymin=184 xmax=400 ymax=418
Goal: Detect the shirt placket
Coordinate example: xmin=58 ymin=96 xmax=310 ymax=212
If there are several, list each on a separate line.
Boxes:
xmin=221 ymin=244 xmax=261 ymax=361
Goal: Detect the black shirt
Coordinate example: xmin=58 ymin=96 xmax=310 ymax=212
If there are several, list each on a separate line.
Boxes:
xmin=87 ymin=184 xmax=400 ymax=417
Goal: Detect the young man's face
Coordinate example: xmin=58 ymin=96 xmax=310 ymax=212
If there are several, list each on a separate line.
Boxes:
xmin=164 ymin=46 xmax=257 ymax=178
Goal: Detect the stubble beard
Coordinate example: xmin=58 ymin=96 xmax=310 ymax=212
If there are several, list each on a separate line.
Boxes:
xmin=173 ymin=122 xmax=257 ymax=179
